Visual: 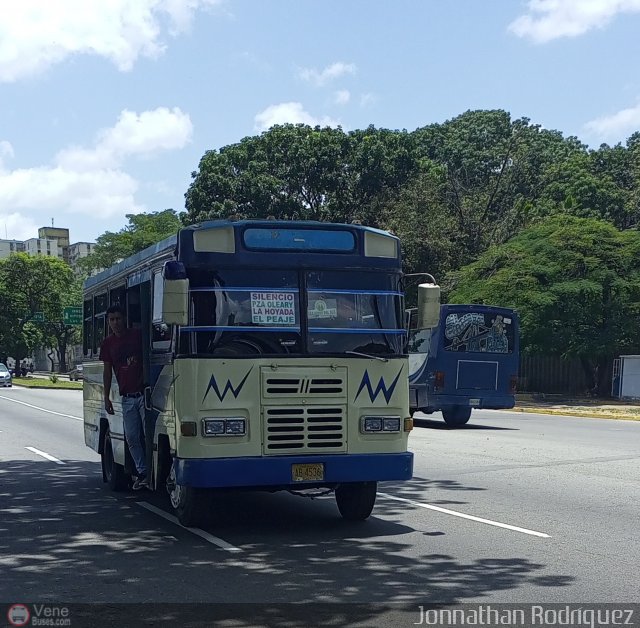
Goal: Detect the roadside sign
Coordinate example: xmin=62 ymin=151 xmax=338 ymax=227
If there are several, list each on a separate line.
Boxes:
xmin=63 ymin=306 xmax=83 ymax=325
xmin=32 ymin=312 xmax=45 ymax=322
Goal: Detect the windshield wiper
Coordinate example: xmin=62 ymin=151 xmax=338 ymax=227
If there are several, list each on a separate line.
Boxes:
xmin=346 ymin=350 xmax=388 ymax=362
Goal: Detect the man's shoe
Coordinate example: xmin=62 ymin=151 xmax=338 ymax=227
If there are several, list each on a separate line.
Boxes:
xmin=132 ymin=475 xmax=149 ymax=490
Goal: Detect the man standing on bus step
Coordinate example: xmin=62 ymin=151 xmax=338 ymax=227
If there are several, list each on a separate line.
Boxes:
xmin=100 ymin=304 xmax=148 ymax=490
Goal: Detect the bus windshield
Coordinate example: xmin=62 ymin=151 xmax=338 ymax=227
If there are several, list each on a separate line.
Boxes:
xmin=443 ymin=310 xmax=515 ymax=354
xmin=181 ymin=268 xmax=405 ymax=357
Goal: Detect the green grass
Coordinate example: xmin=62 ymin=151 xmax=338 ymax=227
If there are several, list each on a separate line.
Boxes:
xmin=11 ymin=377 xmax=83 ymax=390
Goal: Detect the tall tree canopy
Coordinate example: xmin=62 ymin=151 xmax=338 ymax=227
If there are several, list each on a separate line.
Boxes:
xmin=184 ymin=124 xmax=420 ymax=226
xmin=184 ymin=110 xmax=640 ymax=282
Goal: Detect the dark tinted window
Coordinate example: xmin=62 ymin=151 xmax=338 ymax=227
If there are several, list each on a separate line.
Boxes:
xmin=243 ymin=228 xmax=355 ymax=252
xmin=182 ymin=269 xmax=302 ymax=356
xmin=306 ymin=271 xmax=405 ymax=356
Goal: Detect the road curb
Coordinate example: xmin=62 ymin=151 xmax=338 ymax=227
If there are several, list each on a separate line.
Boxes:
xmin=513 ymin=406 xmax=640 ymax=421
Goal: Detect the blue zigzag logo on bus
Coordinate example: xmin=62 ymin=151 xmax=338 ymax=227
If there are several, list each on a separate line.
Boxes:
xmin=355 ymin=367 xmax=404 ymax=404
xmin=203 ymin=367 xmax=253 ymax=403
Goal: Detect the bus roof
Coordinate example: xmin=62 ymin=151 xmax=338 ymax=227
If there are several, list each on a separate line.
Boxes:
xmin=85 ymin=219 xmax=401 ymax=291
xmin=441 ymin=303 xmax=518 ymax=317
xmin=83 ymin=234 xmax=177 ymax=291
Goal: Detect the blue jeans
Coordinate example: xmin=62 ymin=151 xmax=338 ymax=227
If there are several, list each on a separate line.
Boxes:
xmin=122 ymin=396 xmax=146 ymax=477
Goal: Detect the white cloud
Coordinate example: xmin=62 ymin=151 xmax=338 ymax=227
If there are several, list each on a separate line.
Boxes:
xmin=299 ymin=62 xmax=357 ymax=87
xmin=56 ymin=107 xmax=193 ymax=171
xmin=509 ymin=0 xmax=640 ymax=43
xmin=0 ymin=0 xmax=222 ymax=82
xmin=254 ymin=102 xmax=339 ymax=132
xmin=0 ymin=107 xmax=192 ymax=231
xmin=0 ymin=167 xmax=141 ymax=218
xmin=0 ymin=211 xmax=40 ymax=241
xmin=334 ymin=90 xmax=351 ymax=105
xmin=583 ymin=102 xmax=640 ymax=142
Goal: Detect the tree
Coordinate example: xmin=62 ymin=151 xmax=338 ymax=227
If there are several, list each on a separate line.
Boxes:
xmin=447 ymin=215 xmax=640 ymax=395
xmin=41 ymin=278 xmax=83 ymax=372
xmin=411 ymin=110 xmax=589 ymax=265
xmin=0 ymin=254 xmax=79 ymax=370
xmin=79 ymin=209 xmax=183 ymax=274
xmin=184 ymin=124 xmax=421 ymax=226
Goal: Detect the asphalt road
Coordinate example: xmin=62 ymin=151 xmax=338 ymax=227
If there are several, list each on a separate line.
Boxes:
xmin=1 ymin=388 xmax=638 ymax=619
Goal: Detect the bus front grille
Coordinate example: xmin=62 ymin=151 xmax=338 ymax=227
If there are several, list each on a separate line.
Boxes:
xmin=261 ymin=367 xmax=347 ymax=400
xmin=263 ymin=406 xmax=346 ymax=453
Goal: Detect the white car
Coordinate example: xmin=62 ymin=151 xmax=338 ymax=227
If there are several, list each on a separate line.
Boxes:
xmin=69 ymin=364 xmax=84 ymax=381
xmin=0 ymin=363 xmax=13 ymax=387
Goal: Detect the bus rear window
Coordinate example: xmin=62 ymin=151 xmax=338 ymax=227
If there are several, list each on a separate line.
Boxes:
xmin=243 ymin=228 xmax=355 ymax=252
xmin=443 ymin=311 xmax=514 ymax=354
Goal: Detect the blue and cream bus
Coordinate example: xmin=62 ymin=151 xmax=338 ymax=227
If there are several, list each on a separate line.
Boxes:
xmin=82 ymin=220 xmax=439 ymax=526
xmin=408 ymin=304 xmax=519 ymax=427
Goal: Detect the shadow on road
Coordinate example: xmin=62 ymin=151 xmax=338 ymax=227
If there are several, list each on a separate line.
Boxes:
xmin=413 ymin=417 xmax=519 ymax=431
xmin=0 ymin=459 xmax=574 ymax=622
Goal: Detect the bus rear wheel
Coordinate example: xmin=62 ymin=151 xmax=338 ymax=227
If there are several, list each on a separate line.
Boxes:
xmin=335 ymin=481 xmax=377 ymax=521
xmin=102 ymin=430 xmax=129 ymax=491
xmin=442 ymin=405 xmax=472 ymax=427
xmin=167 ymin=462 xmax=210 ymax=527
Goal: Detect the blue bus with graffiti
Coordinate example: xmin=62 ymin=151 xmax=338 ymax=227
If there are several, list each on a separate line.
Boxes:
xmin=82 ymin=220 xmax=439 ymax=525
xmin=408 ymin=304 xmax=519 ymax=427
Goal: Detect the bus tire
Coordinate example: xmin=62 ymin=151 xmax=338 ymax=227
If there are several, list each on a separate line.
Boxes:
xmin=335 ymin=481 xmax=377 ymax=521
xmin=102 ymin=430 xmax=129 ymax=491
xmin=442 ymin=406 xmax=472 ymax=427
xmin=167 ymin=462 xmax=209 ymax=527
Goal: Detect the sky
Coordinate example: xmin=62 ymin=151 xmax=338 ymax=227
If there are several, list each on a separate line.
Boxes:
xmin=1 ymin=0 xmax=640 ymax=244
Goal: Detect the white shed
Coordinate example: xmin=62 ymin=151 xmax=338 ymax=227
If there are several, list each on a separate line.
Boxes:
xmin=615 ymin=355 xmax=640 ymax=399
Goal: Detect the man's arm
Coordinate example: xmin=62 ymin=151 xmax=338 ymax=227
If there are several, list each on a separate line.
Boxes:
xmin=103 ymin=361 xmax=114 ymax=415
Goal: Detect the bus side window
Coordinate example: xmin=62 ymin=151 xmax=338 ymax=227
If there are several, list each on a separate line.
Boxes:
xmin=152 ymin=323 xmax=173 ymax=351
xmin=93 ymin=293 xmax=107 ymax=353
xmin=83 ymin=298 xmax=93 ymax=357
xmin=110 ymin=286 xmax=125 ymax=308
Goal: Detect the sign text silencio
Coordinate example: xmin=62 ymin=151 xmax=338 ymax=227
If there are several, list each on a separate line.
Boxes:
xmin=251 ymin=292 xmax=296 ymax=325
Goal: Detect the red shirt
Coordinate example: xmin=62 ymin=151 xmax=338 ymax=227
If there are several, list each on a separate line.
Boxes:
xmin=99 ymin=328 xmax=144 ymax=395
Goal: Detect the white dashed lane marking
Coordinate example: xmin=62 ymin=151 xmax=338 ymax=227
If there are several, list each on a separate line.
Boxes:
xmin=25 ymin=446 xmax=65 ymax=465
xmin=137 ymin=502 xmax=243 ymax=552
xmin=379 ymin=492 xmax=551 ymax=538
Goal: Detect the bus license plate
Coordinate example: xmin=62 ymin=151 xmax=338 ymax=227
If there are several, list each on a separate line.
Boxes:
xmin=469 ymin=398 xmax=480 ymax=406
xmin=292 ymin=463 xmax=324 ymax=482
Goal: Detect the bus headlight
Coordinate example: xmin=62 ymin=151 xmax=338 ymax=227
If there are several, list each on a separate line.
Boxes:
xmin=360 ymin=416 xmax=401 ymax=433
xmin=382 ymin=417 xmax=401 ymax=432
xmin=202 ymin=418 xmax=247 ymax=437
xmin=225 ymin=419 xmax=246 ymax=435
xmin=362 ymin=417 xmax=383 ymax=432
xmin=203 ymin=419 xmax=225 ymax=436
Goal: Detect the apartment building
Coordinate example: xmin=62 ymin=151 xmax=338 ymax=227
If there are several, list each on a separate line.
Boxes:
xmin=0 ymin=226 xmax=95 ymax=272
xmin=0 ymin=239 xmax=25 ymax=257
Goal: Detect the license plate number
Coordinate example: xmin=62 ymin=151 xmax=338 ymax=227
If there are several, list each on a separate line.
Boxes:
xmin=292 ymin=463 xmax=324 ymax=482
xmin=469 ymin=398 xmax=481 ymax=406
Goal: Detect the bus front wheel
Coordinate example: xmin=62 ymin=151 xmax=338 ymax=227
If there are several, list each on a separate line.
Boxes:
xmin=102 ymin=430 xmax=129 ymax=491
xmin=335 ymin=481 xmax=377 ymax=521
xmin=442 ymin=405 xmax=472 ymax=427
xmin=167 ymin=462 xmax=210 ymax=527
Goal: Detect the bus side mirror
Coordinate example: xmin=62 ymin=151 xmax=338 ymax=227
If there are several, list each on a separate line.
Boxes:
xmin=162 ymin=279 xmax=189 ymax=326
xmin=417 ymin=282 xmax=440 ymax=329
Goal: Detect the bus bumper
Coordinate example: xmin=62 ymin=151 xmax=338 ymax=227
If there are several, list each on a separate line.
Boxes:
xmin=174 ymin=452 xmax=414 ymax=488
xmin=424 ymin=394 xmax=515 ymax=410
